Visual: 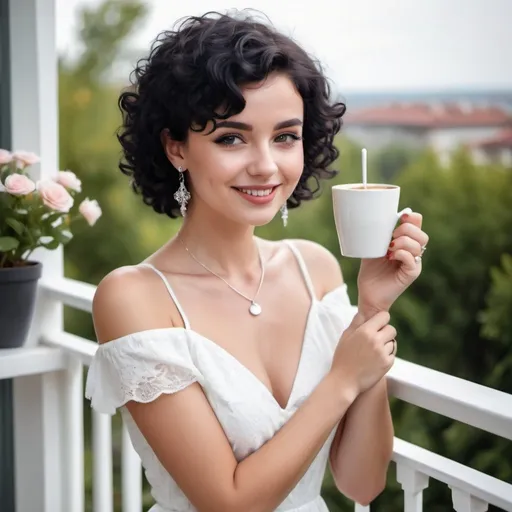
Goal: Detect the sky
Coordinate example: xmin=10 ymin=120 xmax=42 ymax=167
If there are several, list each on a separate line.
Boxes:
xmin=56 ymin=0 xmax=512 ymax=92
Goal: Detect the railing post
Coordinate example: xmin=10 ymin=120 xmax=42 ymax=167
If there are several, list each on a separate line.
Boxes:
xmin=63 ymin=357 xmax=84 ymax=512
xmin=122 ymin=422 xmax=143 ymax=512
xmin=451 ymin=488 xmax=489 ymax=512
xmin=13 ymin=372 xmax=65 ymax=512
xmin=92 ymin=411 xmax=114 ymax=512
xmin=396 ymin=463 xmax=430 ymax=512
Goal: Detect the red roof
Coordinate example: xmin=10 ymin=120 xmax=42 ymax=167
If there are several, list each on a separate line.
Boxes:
xmin=346 ymin=103 xmax=512 ymax=128
xmin=471 ymin=128 xmax=512 ymax=149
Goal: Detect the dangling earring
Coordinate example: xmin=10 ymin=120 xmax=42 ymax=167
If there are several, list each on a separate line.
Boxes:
xmin=173 ymin=166 xmax=190 ymax=217
xmin=280 ymin=203 xmax=288 ymax=227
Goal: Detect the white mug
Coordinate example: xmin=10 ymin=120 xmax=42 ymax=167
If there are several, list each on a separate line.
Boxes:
xmin=332 ymin=183 xmax=412 ymax=259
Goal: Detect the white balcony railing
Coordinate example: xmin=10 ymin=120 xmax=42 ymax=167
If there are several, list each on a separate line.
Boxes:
xmin=2 ymin=276 xmax=511 ymax=512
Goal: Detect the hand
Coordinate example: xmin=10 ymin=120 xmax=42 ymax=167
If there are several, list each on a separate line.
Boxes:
xmin=330 ymin=311 xmax=397 ymax=398
xmin=357 ymin=211 xmax=428 ymax=316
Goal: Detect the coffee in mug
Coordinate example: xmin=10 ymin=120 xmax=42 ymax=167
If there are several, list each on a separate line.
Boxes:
xmin=332 ymin=183 xmax=411 ymax=259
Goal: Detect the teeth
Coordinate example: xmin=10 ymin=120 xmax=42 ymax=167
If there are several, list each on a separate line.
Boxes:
xmin=239 ymin=188 xmax=273 ymax=197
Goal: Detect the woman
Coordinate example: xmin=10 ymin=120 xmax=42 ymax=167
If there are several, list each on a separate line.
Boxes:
xmin=85 ymin=11 xmax=428 ymax=512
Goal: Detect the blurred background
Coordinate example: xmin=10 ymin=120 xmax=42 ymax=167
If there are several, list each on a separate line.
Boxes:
xmin=55 ymin=0 xmax=512 ymax=510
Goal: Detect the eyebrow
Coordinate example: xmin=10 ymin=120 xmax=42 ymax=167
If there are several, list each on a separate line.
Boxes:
xmin=214 ymin=118 xmax=303 ymax=131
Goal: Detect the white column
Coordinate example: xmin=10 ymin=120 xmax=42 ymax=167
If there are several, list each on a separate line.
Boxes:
xmin=9 ymin=0 xmax=64 ymax=511
xmin=451 ymin=488 xmax=488 ymax=512
xmin=9 ymin=0 xmax=63 ymax=348
xmin=396 ymin=463 xmax=430 ymax=512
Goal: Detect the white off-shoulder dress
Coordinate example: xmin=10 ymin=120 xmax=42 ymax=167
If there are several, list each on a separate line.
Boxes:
xmin=85 ymin=241 xmax=358 ymax=512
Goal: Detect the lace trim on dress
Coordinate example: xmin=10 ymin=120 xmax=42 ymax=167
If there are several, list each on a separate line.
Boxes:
xmin=118 ymin=362 xmax=199 ymax=403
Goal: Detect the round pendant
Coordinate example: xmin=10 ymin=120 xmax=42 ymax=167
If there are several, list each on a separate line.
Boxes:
xmin=249 ymin=302 xmax=262 ymax=316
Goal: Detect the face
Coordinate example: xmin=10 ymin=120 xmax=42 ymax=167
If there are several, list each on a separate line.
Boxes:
xmin=168 ymin=73 xmax=304 ymax=227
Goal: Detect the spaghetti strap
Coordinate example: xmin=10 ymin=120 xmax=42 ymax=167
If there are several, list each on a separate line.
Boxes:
xmin=282 ymin=240 xmax=316 ymax=300
xmin=138 ymin=263 xmax=191 ymax=330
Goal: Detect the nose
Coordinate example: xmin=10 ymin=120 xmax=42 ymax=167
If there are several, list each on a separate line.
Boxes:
xmin=245 ymin=145 xmax=279 ymax=178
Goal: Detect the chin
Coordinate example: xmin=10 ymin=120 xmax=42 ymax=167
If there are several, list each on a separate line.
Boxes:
xmin=233 ymin=209 xmax=279 ymax=228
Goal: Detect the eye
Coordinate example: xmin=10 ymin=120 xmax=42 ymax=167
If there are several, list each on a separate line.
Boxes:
xmin=214 ymin=134 xmax=244 ymax=146
xmin=275 ymin=133 xmax=302 ymax=144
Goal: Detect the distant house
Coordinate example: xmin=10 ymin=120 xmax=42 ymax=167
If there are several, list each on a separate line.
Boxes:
xmin=469 ymin=128 xmax=512 ymax=166
xmin=343 ymin=102 xmax=512 ymax=165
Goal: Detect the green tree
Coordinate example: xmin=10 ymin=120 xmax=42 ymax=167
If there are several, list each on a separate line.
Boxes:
xmin=59 ymin=0 xmax=175 ymax=342
xmin=372 ymin=143 xmax=420 ymax=183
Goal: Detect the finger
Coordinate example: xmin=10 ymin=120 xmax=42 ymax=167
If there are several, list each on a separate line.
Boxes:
xmin=378 ymin=324 xmax=397 ymax=344
xmin=400 ymin=211 xmax=423 ymax=229
xmin=388 ymin=235 xmax=422 ymax=258
xmin=393 ymin=223 xmax=429 ymax=248
xmin=361 ymin=310 xmax=391 ymax=331
xmin=389 ymin=248 xmax=419 ymax=272
xmin=385 ymin=339 xmax=397 ymax=357
xmin=380 ymin=338 xmax=397 ymax=361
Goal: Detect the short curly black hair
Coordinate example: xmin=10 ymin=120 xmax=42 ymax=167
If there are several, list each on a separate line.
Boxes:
xmin=118 ymin=10 xmax=346 ymax=218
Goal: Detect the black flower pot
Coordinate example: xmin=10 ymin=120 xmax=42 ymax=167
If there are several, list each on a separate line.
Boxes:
xmin=0 ymin=261 xmax=42 ymax=349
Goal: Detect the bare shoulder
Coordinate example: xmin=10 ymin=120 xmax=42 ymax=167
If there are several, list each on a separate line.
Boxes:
xmin=285 ymin=239 xmax=344 ymax=298
xmin=92 ymin=265 xmax=175 ymax=344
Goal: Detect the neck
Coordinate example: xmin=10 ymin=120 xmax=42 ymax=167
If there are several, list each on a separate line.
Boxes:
xmin=175 ymin=206 xmax=261 ymax=279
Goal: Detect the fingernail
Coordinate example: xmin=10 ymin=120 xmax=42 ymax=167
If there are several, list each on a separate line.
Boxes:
xmin=402 ymin=214 xmax=409 ymax=220
xmin=386 ymin=251 xmax=392 ymax=259
xmin=389 ymin=241 xmax=395 ymax=248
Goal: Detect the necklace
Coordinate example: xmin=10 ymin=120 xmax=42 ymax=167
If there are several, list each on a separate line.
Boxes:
xmin=181 ymin=240 xmax=265 ymax=316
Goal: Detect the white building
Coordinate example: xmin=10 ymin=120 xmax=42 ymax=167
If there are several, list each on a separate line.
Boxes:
xmin=1 ymin=1 xmax=512 ymax=511
xmin=344 ymin=102 xmax=512 ymax=166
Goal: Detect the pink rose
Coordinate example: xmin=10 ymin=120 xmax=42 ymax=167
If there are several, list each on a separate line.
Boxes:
xmin=79 ymin=198 xmax=102 ymax=226
xmin=0 ymin=149 xmax=13 ymax=165
xmin=56 ymin=170 xmax=82 ymax=192
xmin=4 ymin=173 xmax=36 ymax=196
xmin=12 ymin=151 xmax=40 ymax=169
xmin=37 ymin=180 xmax=74 ymax=212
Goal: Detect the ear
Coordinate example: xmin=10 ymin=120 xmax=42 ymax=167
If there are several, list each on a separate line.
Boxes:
xmin=160 ymin=129 xmax=186 ymax=170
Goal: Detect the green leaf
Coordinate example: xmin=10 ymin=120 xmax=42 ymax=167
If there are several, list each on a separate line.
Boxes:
xmin=41 ymin=238 xmax=60 ymax=250
xmin=42 ymin=211 xmax=64 ymax=227
xmin=0 ymin=236 xmax=20 ymax=252
xmin=0 ymin=167 xmax=12 ymax=183
xmin=54 ymin=229 xmax=73 ymax=245
xmin=5 ymin=217 xmax=25 ymax=235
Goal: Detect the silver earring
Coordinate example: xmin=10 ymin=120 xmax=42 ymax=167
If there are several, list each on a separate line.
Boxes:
xmin=280 ymin=203 xmax=288 ymax=227
xmin=173 ymin=166 xmax=190 ymax=217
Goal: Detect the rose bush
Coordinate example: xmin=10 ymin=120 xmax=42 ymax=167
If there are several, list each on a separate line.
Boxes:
xmin=0 ymin=149 xmax=102 ymax=267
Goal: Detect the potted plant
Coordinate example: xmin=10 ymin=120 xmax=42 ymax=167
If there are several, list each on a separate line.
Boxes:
xmin=0 ymin=148 xmax=102 ymax=349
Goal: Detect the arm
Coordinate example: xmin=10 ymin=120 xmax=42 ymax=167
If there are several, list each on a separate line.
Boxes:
xmin=328 ymin=310 xmax=394 ymax=505
xmin=328 ymin=213 xmax=429 ymax=503
xmin=329 ymin=376 xmax=393 ymax=505
xmin=291 ymin=240 xmax=394 ymax=505
xmin=93 ymin=267 xmax=357 ymax=512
